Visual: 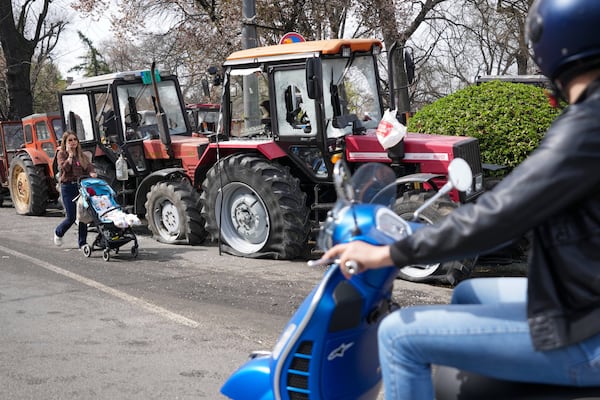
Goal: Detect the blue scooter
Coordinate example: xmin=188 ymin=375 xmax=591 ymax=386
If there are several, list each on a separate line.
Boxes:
xmin=221 ymin=159 xmax=600 ymax=400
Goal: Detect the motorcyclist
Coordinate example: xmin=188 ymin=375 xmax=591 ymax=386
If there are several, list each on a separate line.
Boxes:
xmin=320 ymin=0 xmax=600 ymax=398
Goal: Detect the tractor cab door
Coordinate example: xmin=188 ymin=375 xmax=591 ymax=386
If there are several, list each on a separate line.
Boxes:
xmin=60 ymin=91 xmax=96 ymax=142
xmin=271 ymin=66 xmax=318 ymax=138
xmin=60 ymin=90 xmax=99 ymax=154
xmin=61 ymin=89 xmax=121 ymax=187
xmin=227 ymin=67 xmax=271 ymax=138
xmin=61 ymin=87 xmax=127 ymax=160
xmin=271 ymin=65 xmax=328 ymax=179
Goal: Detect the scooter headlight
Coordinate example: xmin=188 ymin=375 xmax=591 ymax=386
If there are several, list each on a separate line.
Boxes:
xmin=375 ymin=208 xmax=412 ymax=240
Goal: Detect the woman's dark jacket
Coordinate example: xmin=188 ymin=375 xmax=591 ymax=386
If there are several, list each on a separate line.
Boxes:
xmin=390 ymin=81 xmax=600 ymax=351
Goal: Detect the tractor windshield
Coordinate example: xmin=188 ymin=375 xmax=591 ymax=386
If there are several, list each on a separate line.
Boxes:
xmin=3 ymin=123 xmax=24 ymax=151
xmin=116 ymin=79 xmax=188 ymax=140
xmin=322 ymin=55 xmax=382 ymax=139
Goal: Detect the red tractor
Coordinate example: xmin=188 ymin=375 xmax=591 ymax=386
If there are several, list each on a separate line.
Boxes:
xmin=6 ymin=113 xmax=63 ymax=214
xmin=197 ymin=38 xmax=484 ymax=283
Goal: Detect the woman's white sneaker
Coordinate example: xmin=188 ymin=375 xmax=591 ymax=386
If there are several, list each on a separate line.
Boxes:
xmin=54 ymin=234 xmax=63 ymax=247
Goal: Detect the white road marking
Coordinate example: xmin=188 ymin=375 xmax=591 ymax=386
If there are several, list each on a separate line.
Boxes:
xmin=0 ymin=244 xmax=201 ymax=329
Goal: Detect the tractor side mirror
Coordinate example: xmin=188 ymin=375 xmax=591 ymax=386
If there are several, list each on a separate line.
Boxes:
xmin=208 ymin=66 xmax=222 ymax=86
xmin=306 ymin=57 xmax=323 ymax=100
xmin=405 ymin=49 xmax=415 ymax=85
xmin=388 ymin=42 xmax=415 ymax=113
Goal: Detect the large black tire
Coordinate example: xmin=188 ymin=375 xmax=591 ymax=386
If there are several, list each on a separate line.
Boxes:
xmin=144 ymin=180 xmax=207 ymax=245
xmin=8 ymin=154 xmax=48 ymax=215
xmin=200 ymin=154 xmax=310 ymax=259
xmin=393 ymin=192 xmax=476 ymax=286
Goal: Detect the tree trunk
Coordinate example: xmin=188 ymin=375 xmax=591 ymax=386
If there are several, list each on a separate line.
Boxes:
xmin=0 ymin=0 xmax=39 ymax=119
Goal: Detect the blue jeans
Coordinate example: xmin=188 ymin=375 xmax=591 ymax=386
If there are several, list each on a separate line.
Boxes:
xmin=55 ymin=183 xmax=88 ymax=247
xmin=378 ymin=277 xmax=600 ymax=400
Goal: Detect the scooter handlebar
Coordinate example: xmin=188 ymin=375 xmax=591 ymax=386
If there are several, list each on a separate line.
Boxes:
xmin=307 ymin=258 xmax=359 ymax=275
xmin=344 ymin=260 xmax=359 ymax=275
xmin=307 ymin=258 xmax=340 ymax=267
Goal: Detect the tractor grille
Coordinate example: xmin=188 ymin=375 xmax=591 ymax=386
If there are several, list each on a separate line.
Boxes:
xmin=453 ymin=138 xmax=484 ymax=202
xmin=287 ymin=340 xmax=313 ymax=399
xmin=453 ymin=138 xmax=483 ymax=176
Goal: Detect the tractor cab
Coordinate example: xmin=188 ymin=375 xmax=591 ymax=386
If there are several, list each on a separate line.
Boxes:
xmin=60 ymin=70 xmax=210 ymax=202
xmin=186 ymin=103 xmax=220 ymax=134
xmin=21 ymin=113 xmax=64 ymax=174
xmin=200 ymin=38 xmax=484 ymax=268
xmin=221 ymin=39 xmax=385 ymax=180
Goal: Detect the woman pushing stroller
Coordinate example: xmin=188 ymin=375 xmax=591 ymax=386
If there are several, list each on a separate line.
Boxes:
xmin=54 ymin=131 xmax=97 ymax=249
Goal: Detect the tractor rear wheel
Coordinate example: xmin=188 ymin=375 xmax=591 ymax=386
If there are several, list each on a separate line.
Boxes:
xmin=393 ymin=192 xmax=476 ymax=286
xmin=200 ymin=154 xmax=309 ymax=259
xmin=9 ymin=153 xmax=48 ymax=215
xmin=145 ymin=180 xmax=207 ymax=245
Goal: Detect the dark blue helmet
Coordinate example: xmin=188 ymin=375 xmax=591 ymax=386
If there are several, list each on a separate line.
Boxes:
xmin=527 ymin=0 xmax=600 ymax=83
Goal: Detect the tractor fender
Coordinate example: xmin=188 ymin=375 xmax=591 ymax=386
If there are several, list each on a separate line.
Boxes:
xmin=15 ymin=148 xmax=51 ymax=168
xmin=198 ymin=140 xmax=287 ymax=167
xmin=133 ymin=168 xmax=192 ymax=215
xmin=194 ymin=141 xmax=288 ymax=189
xmin=394 ymin=172 xmax=469 ymax=204
xmin=394 ymin=172 xmax=445 ymax=189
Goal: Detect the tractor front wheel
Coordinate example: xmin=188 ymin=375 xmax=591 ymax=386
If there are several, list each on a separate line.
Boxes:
xmin=145 ymin=180 xmax=207 ymax=245
xmin=200 ymin=154 xmax=309 ymax=259
xmin=9 ymin=154 xmax=48 ymax=215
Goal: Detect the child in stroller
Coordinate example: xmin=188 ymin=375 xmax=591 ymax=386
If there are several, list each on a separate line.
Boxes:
xmin=78 ymin=178 xmax=140 ymax=261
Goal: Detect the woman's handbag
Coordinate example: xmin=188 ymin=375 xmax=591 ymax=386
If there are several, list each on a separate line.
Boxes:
xmin=76 ymin=196 xmax=94 ymax=224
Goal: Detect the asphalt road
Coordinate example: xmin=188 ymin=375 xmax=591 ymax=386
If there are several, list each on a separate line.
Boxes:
xmin=0 ymin=201 xmax=522 ymax=399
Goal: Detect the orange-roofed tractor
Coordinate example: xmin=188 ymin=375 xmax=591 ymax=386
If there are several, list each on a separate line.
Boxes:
xmin=7 ymin=113 xmax=63 ymax=214
xmin=198 ymin=39 xmax=485 ymax=283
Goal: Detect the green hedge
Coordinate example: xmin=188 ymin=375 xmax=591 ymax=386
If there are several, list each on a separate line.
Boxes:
xmin=407 ymin=81 xmax=562 ymax=171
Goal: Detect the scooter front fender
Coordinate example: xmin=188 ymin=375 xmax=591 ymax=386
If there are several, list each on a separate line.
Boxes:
xmin=221 ymin=355 xmax=273 ymax=400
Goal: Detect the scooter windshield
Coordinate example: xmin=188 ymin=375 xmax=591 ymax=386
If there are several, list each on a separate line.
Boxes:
xmin=351 ymin=163 xmax=397 ymax=207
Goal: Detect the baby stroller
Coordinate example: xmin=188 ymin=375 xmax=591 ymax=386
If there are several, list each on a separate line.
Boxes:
xmin=78 ymin=177 xmax=139 ymax=261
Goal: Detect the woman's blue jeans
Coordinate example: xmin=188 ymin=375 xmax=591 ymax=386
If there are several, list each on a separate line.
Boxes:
xmin=378 ymin=277 xmax=600 ymax=400
xmin=55 ymin=182 xmax=88 ymax=247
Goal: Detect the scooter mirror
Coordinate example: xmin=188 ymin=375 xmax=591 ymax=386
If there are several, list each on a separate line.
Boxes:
xmin=412 ymin=158 xmax=472 ymax=220
xmin=333 ymin=160 xmax=354 ymax=202
xmin=447 ymin=158 xmax=472 ymax=192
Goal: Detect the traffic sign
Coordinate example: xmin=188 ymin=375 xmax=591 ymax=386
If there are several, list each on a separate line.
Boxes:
xmin=280 ymin=32 xmax=306 ymax=44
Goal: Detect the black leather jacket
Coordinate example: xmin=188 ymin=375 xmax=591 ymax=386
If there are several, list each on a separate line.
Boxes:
xmin=390 ymin=80 xmax=600 ymax=351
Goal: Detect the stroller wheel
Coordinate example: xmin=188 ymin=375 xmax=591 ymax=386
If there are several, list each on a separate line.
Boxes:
xmin=82 ymin=244 xmax=92 ymax=258
xmin=102 ymin=249 xmax=110 ymax=262
xmin=131 ymin=245 xmax=139 ymax=258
